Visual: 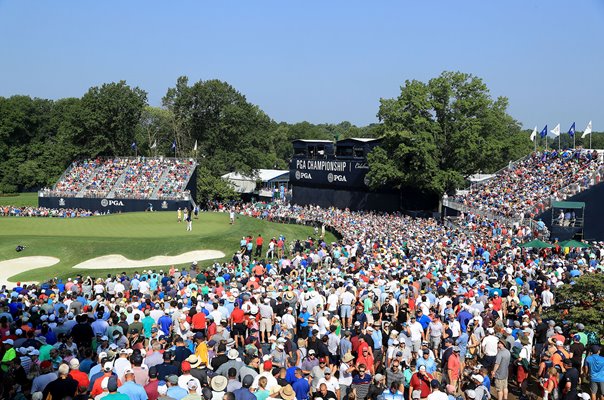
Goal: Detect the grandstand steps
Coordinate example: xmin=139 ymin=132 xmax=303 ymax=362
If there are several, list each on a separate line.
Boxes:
xmin=150 ymin=169 xmax=171 ymax=200
xmin=75 ymin=164 xmax=102 ymax=198
xmin=107 ymin=168 xmax=129 ymax=199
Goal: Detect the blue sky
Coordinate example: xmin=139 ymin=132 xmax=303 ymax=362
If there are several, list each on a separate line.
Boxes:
xmin=0 ymin=0 xmax=602 ymax=130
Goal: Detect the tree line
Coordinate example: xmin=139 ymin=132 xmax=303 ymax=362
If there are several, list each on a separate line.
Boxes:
xmin=0 ymin=72 xmax=597 ymax=205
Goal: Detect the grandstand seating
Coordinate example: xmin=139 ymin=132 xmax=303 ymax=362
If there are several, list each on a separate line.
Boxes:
xmin=452 ymin=149 xmax=604 ymax=219
xmin=44 ymin=157 xmax=196 ymax=201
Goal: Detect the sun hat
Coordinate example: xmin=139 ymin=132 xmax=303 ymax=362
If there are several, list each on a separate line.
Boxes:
xmin=227 ymin=349 xmax=239 ymax=360
xmin=280 ymin=385 xmax=296 ymax=400
xmin=186 ymin=355 xmax=202 ymax=368
xmin=211 ymin=375 xmax=228 ymax=392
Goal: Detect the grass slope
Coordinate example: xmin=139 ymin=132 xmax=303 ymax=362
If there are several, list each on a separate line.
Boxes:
xmin=0 ymin=192 xmax=38 ymax=207
xmin=0 ymin=211 xmax=335 ymax=282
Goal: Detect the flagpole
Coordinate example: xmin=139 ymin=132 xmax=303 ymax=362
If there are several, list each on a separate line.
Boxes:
xmin=558 ymin=135 xmax=561 ymax=151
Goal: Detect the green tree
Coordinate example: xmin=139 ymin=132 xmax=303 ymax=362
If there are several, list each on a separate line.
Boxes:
xmin=544 ymin=273 xmax=604 ymax=338
xmin=80 ymin=81 xmax=148 ymax=156
xmin=369 ymin=71 xmax=530 ymax=199
xmin=196 ymin=166 xmax=238 ymax=204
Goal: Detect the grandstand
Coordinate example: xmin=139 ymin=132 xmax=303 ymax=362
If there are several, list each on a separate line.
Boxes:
xmin=443 ymin=149 xmax=604 ymax=240
xmin=38 ymin=157 xmax=197 ymax=212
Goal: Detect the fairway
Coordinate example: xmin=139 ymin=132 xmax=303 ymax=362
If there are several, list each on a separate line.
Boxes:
xmin=0 ymin=211 xmax=336 ymax=283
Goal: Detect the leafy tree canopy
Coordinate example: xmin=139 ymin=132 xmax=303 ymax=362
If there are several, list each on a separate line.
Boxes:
xmin=367 ymin=71 xmax=532 ymax=196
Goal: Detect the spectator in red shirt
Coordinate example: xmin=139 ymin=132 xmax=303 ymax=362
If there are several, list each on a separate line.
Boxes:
xmin=410 ymin=365 xmax=434 ymax=399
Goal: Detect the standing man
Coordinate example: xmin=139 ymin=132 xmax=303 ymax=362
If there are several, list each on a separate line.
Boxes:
xmin=255 ymin=234 xmax=264 ymax=257
xmin=186 ymin=209 xmax=193 ymax=232
xmin=491 ymin=339 xmax=510 ymax=400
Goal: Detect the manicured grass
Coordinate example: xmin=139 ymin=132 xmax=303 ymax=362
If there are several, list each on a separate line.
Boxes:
xmin=0 ymin=211 xmax=336 ymax=283
xmin=0 ymin=192 xmax=38 ymax=207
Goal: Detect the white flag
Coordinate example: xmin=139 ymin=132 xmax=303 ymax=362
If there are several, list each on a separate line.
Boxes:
xmin=530 ymin=126 xmax=537 ymax=142
xmin=549 ymin=123 xmax=560 ymax=138
xmin=581 ymin=121 xmax=592 ymax=139
xmin=193 ymin=140 xmax=198 ymax=152
xmin=150 ymin=140 xmax=157 ymax=149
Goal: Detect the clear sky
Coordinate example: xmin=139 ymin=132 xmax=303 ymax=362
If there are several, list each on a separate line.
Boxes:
xmin=1 ymin=0 xmax=602 ymax=130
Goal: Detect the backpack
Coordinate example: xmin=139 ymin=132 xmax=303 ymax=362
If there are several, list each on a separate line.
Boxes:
xmin=587 ymin=331 xmax=600 ymax=346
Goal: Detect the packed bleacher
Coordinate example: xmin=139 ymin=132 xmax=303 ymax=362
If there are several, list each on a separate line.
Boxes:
xmin=42 ymin=157 xmax=196 ymax=201
xmin=454 ymin=149 xmax=604 ymax=219
xmin=157 ymin=159 xmax=195 ymax=200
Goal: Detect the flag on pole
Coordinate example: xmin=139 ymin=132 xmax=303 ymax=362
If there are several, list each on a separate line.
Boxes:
xmin=540 ymin=125 xmax=548 ymax=138
xmin=150 ymin=140 xmax=157 ymax=149
xmin=549 ymin=123 xmax=560 ymax=138
xmin=131 ymin=142 xmax=137 ymax=150
xmin=568 ymin=122 xmax=576 ymax=137
xmin=171 ymin=141 xmax=176 ymax=150
xmin=581 ymin=121 xmax=592 ymax=139
xmin=193 ymin=140 xmax=198 ymax=152
xmin=530 ymin=126 xmax=537 ymax=142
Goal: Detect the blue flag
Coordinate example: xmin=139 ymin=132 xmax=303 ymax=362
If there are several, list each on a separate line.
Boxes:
xmin=568 ymin=122 xmax=576 ymax=137
xmin=131 ymin=142 xmax=137 ymax=150
xmin=171 ymin=141 xmax=176 ymax=150
xmin=540 ymin=125 xmax=548 ymax=138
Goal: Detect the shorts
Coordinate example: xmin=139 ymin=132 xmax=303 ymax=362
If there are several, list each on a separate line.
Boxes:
xmin=341 ymin=305 xmax=352 ymax=318
xmin=412 ymin=340 xmax=422 ymax=354
xmin=494 ymin=378 xmax=508 ymax=391
xmin=234 ymin=323 xmax=247 ymax=336
xmin=482 ymin=355 xmax=496 ymax=369
xmin=591 ymin=381 xmax=604 ymax=395
xmin=260 ymin=318 xmax=272 ymax=332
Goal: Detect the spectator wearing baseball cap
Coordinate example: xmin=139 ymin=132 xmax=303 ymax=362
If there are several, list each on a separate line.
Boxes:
xmin=118 ymin=368 xmax=147 ymax=399
xmin=1 ymin=338 xmax=16 ymax=371
xmin=178 ymin=361 xmax=202 ymax=395
xmin=32 ymin=360 xmax=58 ymax=395
xmin=68 ymin=358 xmax=90 ymax=389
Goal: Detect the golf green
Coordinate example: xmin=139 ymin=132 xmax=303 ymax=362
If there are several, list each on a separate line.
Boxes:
xmin=0 ymin=211 xmax=336 ymax=283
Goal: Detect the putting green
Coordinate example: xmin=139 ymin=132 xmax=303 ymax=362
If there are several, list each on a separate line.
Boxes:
xmin=0 ymin=211 xmax=336 ymax=284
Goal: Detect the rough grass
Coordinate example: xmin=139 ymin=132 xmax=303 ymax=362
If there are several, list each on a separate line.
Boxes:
xmin=0 ymin=192 xmax=38 ymax=207
xmin=0 ymin=211 xmax=335 ymax=283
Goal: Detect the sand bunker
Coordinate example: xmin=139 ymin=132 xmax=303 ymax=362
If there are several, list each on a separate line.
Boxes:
xmin=0 ymin=256 xmax=60 ymax=286
xmin=72 ymin=250 xmax=225 ymax=269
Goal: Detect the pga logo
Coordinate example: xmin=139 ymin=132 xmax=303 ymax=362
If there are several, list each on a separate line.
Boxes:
xmin=101 ymin=199 xmax=124 ymax=207
xmin=295 ymin=170 xmax=312 ymax=180
xmin=328 ymin=173 xmax=347 ymax=183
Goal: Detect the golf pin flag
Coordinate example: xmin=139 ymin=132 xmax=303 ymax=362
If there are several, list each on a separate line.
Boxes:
xmin=131 ymin=142 xmax=137 ymax=150
xmin=150 ymin=140 xmax=157 ymax=149
xmin=582 ymin=121 xmax=592 ymax=139
xmin=550 ymin=123 xmax=560 ymax=137
xmin=193 ymin=140 xmax=198 ymax=152
xmin=171 ymin=141 xmax=176 ymax=150
xmin=530 ymin=126 xmax=537 ymax=142
xmin=568 ymin=122 xmax=575 ymax=137
xmin=540 ymin=125 xmax=548 ymax=138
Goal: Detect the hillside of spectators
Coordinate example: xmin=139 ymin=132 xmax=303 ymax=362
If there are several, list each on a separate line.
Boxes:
xmin=454 ymin=149 xmax=604 ymax=219
xmin=1 ymin=200 xmax=602 ymax=400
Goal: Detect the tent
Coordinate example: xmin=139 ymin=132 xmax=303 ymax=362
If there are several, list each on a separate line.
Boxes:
xmin=558 ymin=240 xmax=591 ymax=248
xmin=519 ymin=239 xmax=553 ymax=248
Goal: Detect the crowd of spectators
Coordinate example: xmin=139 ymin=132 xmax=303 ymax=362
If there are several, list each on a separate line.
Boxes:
xmin=53 ymin=160 xmax=101 ymax=197
xmin=454 ymin=149 xmax=604 ymax=220
xmin=44 ymin=157 xmax=196 ymax=201
xmin=1 ymin=201 xmax=602 ymax=400
xmin=84 ymin=159 xmax=130 ymax=198
xmin=157 ymin=160 xmax=195 ymax=201
xmin=0 ymin=206 xmax=98 ymax=218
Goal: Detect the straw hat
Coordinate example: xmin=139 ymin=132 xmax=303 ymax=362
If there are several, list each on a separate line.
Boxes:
xmin=280 ymin=385 xmax=296 ymax=400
